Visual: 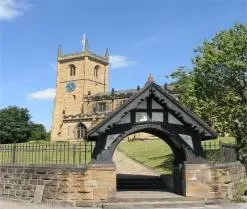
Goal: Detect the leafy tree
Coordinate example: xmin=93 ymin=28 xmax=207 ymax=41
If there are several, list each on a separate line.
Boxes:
xmin=0 ymin=106 xmax=48 ymax=143
xmin=0 ymin=106 xmax=31 ymax=143
xmin=29 ymin=123 xmax=47 ymax=141
xmin=168 ymin=23 xmax=247 ymax=162
xmin=46 ymin=130 xmax=51 ymax=141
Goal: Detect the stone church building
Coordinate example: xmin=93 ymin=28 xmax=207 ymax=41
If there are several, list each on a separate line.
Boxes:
xmin=51 ymin=40 xmax=173 ymax=141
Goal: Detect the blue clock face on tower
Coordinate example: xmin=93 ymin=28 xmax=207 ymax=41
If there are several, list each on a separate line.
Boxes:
xmin=66 ymin=81 xmax=76 ymax=92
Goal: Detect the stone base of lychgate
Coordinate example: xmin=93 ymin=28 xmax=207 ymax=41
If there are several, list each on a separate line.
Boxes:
xmin=0 ymin=164 xmax=116 ymax=207
xmin=184 ymin=161 xmax=246 ymax=200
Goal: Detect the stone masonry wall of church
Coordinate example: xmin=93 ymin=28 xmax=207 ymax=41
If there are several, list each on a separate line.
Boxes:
xmin=51 ymin=52 xmax=109 ymax=141
xmin=51 ymin=48 xmax=154 ymax=142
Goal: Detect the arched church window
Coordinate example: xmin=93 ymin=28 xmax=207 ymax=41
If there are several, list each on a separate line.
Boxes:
xmin=96 ymin=102 xmax=107 ymax=112
xmin=69 ymin=64 xmax=76 ymax=76
xmin=77 ymin=123 xmax=87 ymax=139
xmin=94 ymin=65 xmax=100 ymax=77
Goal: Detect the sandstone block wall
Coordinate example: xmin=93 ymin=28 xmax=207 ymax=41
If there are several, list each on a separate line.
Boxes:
xmin=0 ymin=161 xmax=244 ymax=206
xmin=51 ymin=51 xmax=109 ymax=141
xmin=185 ymin=161 xmax=246 ymax=200
xmin=0 ymin=164 xmax=116 ymax=207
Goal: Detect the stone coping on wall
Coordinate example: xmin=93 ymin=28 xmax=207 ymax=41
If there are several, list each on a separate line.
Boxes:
xmin=0 ymin=163 xmax=116 ymax=170
xmin=184 ymin=161 xmax=244 ymax=169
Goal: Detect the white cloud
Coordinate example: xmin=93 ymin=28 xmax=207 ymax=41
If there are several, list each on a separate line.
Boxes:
xmin=0 ymin=0 xmax=30 ymax=21
xmin=109 ymin=55 xmax=136 ymax=69
xmin=27 ymin=88 xmax=55 ymax=100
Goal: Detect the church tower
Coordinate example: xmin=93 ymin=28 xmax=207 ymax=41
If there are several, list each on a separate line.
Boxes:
xmin=51 ymin=39 xmax=109 ymax=141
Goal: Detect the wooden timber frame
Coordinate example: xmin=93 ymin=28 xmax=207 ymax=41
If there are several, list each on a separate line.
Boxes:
xmin=87 ymin=79 xmax=217 ymax=195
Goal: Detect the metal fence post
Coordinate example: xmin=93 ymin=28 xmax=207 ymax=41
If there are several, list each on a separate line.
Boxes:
xmin=84 ymin=140 xmax=87 ymax=164
xmin=73 ymin=144 xmax=76 ymax=165
xmin=12 ymin=143 xmax=17 ymax=164
xmin=90 ymin=141 xmax=93 ymax=158
xmin=219 ymin=140 xmax=224 ymax=162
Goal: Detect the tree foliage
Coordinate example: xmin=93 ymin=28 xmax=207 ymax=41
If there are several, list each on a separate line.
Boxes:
xmin=0 ymin=106 xmax=31 ymax=143
xmin=0 ymin=106 xmax=48 ymax=144
xmin=168 ymin=23 xmax=247 ymax=162
xmin=29 ymin=123 xmax=47 ymax=141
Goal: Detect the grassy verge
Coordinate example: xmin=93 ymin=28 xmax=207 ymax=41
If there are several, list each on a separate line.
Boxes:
xmin=202 ymin=136 xmax=236 ymax=145
xmin=232 ymin=178 xmax=247 ymax=202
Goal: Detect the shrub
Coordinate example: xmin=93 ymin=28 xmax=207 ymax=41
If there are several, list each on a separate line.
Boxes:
xmin=232 ymin=178 xmax=247 ymax=202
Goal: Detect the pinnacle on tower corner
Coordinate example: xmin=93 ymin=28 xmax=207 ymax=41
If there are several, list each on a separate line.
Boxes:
xmin=105 ymin=48 xmax=110 ymax=60
xmin=57 ymin=45 xmax=62 ymax=57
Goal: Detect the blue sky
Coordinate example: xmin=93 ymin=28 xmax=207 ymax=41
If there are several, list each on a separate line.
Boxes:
xmin=0 ymin=0 xmax=246 ymax=130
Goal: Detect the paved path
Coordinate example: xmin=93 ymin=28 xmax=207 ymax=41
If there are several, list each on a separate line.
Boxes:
xmin=113 ymin=150 xmax=159 ymax=176
xmin=0 ymin=198 xmax=96 ymax=209
xmin=0 ymin=198 xmax=247 ymax=209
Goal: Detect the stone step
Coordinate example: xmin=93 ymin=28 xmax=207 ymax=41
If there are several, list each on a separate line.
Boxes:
xmin=103 ymin=200 xmax=205 ymax=209
xmin=117 ymin=175 xmax=161 ymax=179
xmin=118 ymin=179 xmax=162 ymax=184
xmin=118 ymin=179 xmax=162 ymax=182
xmin=118 ymin=181 xmax=163 ymax=186
xmin=108 ymin=196 xmax=202 ymax=203
xmin=117 ymin=187 xmax=165 ymax=190
xmin=118 ymin=180 xmax=162 ymax=185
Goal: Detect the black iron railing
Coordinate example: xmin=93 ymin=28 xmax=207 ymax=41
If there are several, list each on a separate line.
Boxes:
xmin=0 ymin=141 xmax=95 ymax=165
xmin=202 ymin=141 xmax=237 ymax=163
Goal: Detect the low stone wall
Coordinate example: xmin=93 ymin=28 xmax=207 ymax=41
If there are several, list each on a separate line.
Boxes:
xmin=185 ymin=161 xmax=246 ymax=200
xmin=0 ymin=161 xmax=245 ymax=205
xmin=0 ymin=164 xmax=116 ymax=207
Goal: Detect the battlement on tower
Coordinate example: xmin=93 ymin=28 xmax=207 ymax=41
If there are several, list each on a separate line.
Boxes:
xmin=57 ymin=51 xmax=109 ymax=64
xmin=57 ymin=37 xmax=110 ymax=64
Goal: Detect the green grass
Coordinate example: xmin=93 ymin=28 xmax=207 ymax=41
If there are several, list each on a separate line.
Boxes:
xmin=201 ymin=136 xmax=236 ymax=163
xmin=0 ymin=137 xmax=235 ymax=167
xmin=118 ymin=139 xmax=173 ymax=174
xmin=202 ymin=136 xmax=236 ymax=146
xmin=118 ymin=137 xmax=236 ymax=174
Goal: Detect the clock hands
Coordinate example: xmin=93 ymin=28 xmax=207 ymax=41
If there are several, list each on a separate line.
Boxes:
xmin=66 ymin=81 xmax=76 ymax=92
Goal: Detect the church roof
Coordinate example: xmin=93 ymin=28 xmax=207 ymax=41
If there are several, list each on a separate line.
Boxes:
xmin=87 ymin=81 xmax=217 ymax=140
xmin=86 ymin=85 xmax=178 ymax=101
xmin=86 ymin=89 xmax=137 ymax=101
